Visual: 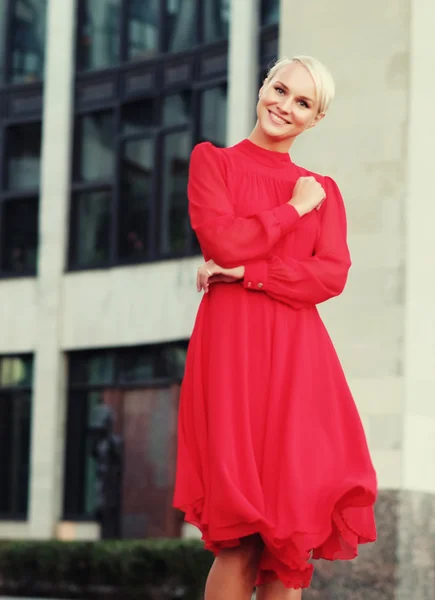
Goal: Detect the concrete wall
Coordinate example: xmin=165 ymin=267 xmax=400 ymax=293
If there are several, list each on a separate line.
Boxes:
xmin=279 ymin=0 xmax=409 ymax=491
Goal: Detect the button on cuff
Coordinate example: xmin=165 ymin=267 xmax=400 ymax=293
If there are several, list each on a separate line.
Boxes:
xmin=243 ymin=260 xmax=268 ymax=292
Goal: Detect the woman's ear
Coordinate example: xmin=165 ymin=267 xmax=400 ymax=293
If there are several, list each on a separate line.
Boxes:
xmin=307 ymin=112 xmax=326 ymax=129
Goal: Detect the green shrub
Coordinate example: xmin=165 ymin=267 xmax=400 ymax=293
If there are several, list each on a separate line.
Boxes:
xmin=0 ymin=538 xmax=213 ymax=599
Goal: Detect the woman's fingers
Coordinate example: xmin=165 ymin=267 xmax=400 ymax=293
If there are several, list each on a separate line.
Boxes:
xmin=197 ymin=264 xmax=213 ymax=292
xmin=197 ymin=260 xmax=231 ymax=293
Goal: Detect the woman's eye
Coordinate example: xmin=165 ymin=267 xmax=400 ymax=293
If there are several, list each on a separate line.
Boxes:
xmin=298 ymin=100 xmax=308 ymax=108
xmin=275 ymin=87 xmax=285 ymax=95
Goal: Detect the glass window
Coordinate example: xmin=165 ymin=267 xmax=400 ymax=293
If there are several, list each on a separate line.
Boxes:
xmin=72 ymin=189 xmax=112 ymax=268
xmin=0 ymin=1 xmax=7 ymax=82
xmin=0 ymin=355 xmax=33 ymax=518
xmin=200 ymin=84 xmax=227 ymax=146
xmin=77 ymin=112 xmax=114 ymax=182
xmin=165 ymin=0 xmax=196 ymax=52
xmin=162 ymin=345 xmax=187 ymax=380
xmin=9 ymin=0 xmax=47 ymax=83
xmin=122 ymin=99 xmax=155 ymax=135
xmin=159 ymin=131 xmax=190 ymax=256
xmin=63 ymin=389 xmax=101 ymax=517
xmin=203 ymin=0 xmax=229 ymax=43
xmin=1 ymin=198 xmax=38 ymax=274
xmin=162 ymin=91 xmax=191 ymax=127
xmin=70 ymin=352 xmax=115 ymax=385
xmin=119 ymin=349 xmax=156 ymax=383
xmin=6 ymin=123 xmax=42 ymax=190
xmin=70 ymin=0 xmax=231 ymax=269
xmin=64 ymin=345 xmax=188 ymax=522
xmin=261 ymin=0 xmax=280 ymax=26
xmin=118 ymin=138 xmax=154 ymax=261
xmin=79 ymin=0 xmax=121 ymax=71
xmin=0 ymin=356 xmax=33 ymax=387
xmin=127 ymin=0 xmax=159 ymax=61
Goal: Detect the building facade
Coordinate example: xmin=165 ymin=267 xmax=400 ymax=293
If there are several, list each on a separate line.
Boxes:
xmin=0 ymin=0 xmax=279 ymax=540
xmin=1 ymin=0 xmax=435 ymax=596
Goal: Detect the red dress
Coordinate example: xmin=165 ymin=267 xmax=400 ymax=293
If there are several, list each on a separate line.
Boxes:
xmin=173 ymin=139 xmax=377 ymax=589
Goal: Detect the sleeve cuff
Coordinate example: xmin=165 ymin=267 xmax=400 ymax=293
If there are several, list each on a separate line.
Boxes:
xmin=243 ymin=260 xmax=268 ymax=291
xmin=272 ymin=203 xmax=300 ymax=235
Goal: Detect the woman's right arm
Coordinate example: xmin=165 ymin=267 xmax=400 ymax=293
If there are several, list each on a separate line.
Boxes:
xmin=188 ymin=142 xmax=300 ymax=268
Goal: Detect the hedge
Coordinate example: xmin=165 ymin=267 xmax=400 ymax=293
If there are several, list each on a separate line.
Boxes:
xmin=0 ymin=538 xmax=213 ymax=599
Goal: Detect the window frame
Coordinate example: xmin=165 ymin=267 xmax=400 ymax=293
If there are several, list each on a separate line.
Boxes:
xmin=4 ymin=0 xmax=47 ymax=86
xmin=259 ymin=21 xmax=279 ymax=82
xmin=0 ymin=113 xmax=42 ymax=278
xmin=0 ymin=1 xmax=46 ymax=279
xmin=0 ymin=353 xmax=33 ymax=521
xmin=76 ymin=0 xmax=230 ymax=72
xmin=63 ymin=341 xmax=188 ymax=521
xmin=260 ymin=0 xmax=280 ymax=29
xmin=69 ymin=1 xmax=229 ymax=272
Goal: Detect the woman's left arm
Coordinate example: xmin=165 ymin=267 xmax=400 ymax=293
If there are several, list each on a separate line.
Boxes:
xmin=242 ymin=177 xmax=351 ymax=309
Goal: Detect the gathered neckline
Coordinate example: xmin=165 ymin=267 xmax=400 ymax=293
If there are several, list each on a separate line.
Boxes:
xmin=235 ymin=138 xmax=292 ymax=168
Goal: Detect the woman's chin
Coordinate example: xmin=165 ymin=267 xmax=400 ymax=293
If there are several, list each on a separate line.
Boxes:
xmin=260 ymin=124 xmax=291 ymax=141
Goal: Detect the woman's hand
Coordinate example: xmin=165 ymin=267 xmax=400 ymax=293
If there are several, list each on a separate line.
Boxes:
xmin=289 ymin=176 xmax=326 ymax=216
xmin=197 ymin=260 xmax=245 ymax=293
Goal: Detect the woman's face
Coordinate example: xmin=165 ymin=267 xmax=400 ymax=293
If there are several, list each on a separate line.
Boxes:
xmin=256 ymin=62 xmax=324 ymax=145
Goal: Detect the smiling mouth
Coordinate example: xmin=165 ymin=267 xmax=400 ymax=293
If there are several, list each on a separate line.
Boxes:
xmin=268 ymin=110 xmax=290 ymax=125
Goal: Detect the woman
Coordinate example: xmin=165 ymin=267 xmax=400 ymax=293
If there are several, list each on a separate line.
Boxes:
xmin=174 ymin=56 xmax=377 ymax=599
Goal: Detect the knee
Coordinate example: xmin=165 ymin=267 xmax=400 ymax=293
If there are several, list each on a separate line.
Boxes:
xmin=219 ymin=535 xmax=263 ymax=577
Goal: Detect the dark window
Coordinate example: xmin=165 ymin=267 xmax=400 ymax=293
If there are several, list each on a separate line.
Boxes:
xmin=72 ymin=0 xmax=229 ymax=269
xmin=122 ymin=99 xmax=155 ymax=134
xmin=260 ymin=1 xmax=279 ymax=83
xmin=162 ymin=91 xmax=191 ymax=128
xmin=63 ymin=342 xmax=188 ymax=535
xmin=0 ymin=355 xmax=33 ymax=519
xmin=203 ymin=0 xmax=230 ymax=44
xmin=70 ymin=91 xmax=227 ymax=269
xmin=127 ymin=0 xmax=159 ymax=61
xmin=1 ymin=197 xmax=39 ymax=273
xmin=0 ymin=122 xmax=42 ymax=276
xmin=119 ymin=137 xmax=153 ymax=261
xmin=75 ymin=112 xmax=115 ymax=182
xmin=200 ymin=84 xmax=227 ymax=146
xmin=71 ymin=188 xmax=112 ymax=268
xmin=0 ymin=3 xmax=45 ymax=279
xmin=77 ymin=0 xmax=230 ymax=72
xmin=165 ymin=0 xmax=196 ymax=53
xmin=78 ymin=0 xmax=122 ymax=71
xmin=5 ymin=122 xmax=42 ymax=190
xmin=261 ymin=0 xmax=280 ymax=26
xmin=159 ymin=130 xmax=190 ymax=256
xmin=0 ymin=2 xmax=7 ymax=82
xmin=8 ymin=0 xmax=47 ymax=83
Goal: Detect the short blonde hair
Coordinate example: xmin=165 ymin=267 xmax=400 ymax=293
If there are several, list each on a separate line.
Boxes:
xmin=266 ymin=55 xmax=335 ymax=115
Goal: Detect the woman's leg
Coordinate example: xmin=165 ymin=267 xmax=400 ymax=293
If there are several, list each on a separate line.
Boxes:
xmin=204 ymin=535 xmax=264 ymax=600
xmin=256 ymin=581 xmax=302 ymax=600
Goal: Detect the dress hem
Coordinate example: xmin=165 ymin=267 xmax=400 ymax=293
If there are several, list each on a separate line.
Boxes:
xmin=175 ymin=485 xmax=376 ymax=590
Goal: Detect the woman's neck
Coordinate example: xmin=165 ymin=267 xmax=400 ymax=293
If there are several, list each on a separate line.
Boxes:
xmin=247 ymin=123 xmax=295 ymax=153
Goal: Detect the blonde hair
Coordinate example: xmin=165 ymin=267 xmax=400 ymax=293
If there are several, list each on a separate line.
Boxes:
xmin=266 ymin=55 xmax=335 ymax=115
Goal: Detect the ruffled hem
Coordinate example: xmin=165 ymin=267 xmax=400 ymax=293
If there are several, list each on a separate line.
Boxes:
xmin=176 ymin=488 xmax=376 ymax=590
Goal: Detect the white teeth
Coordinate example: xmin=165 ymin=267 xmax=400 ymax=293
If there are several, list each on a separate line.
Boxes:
xmin=269 ymin=111 xmax=288 ymax=125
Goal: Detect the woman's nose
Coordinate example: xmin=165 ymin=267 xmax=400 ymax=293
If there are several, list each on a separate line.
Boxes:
xmin=277 ymin=97 xmax=292 ymax=115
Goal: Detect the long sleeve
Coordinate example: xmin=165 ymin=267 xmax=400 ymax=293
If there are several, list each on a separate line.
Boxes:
xmin=188 ymin=142 xmax=300 ymax=267
xmin=242 ymin=176 xmax=351 ymax=309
